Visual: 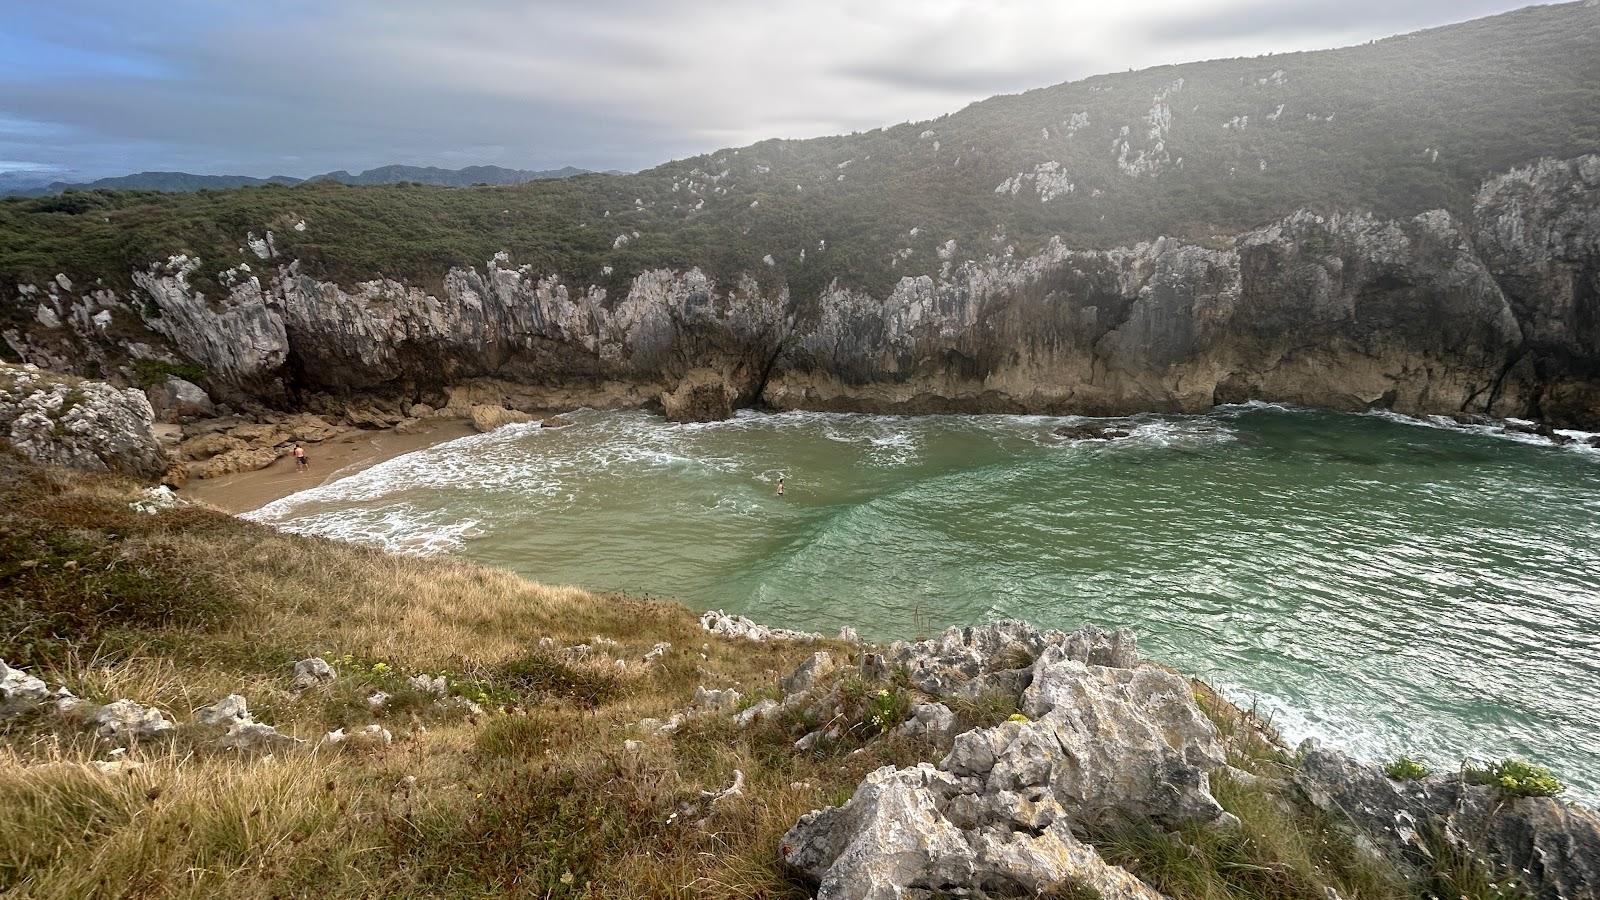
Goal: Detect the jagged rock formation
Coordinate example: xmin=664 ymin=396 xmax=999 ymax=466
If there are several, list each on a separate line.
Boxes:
xmin=1472 ymin=155 xmax=1600 ymax=425
xmin=4 ymin=156 xmax=1596 ymax=426
xmin=783 ymin=763 xmax=1168 ymax=900
xmin=699 ymin=609 xmax=823 ymax=642
xmin=1296 ymin=743 xmax=1600 ymax=900
xmin=741 ymin=621 xmax=1600 ymax=900
xmin=779 ymin=623 xmax=1232 ymax=899
xmin=0 ymin=362 xmax=169 ymax=478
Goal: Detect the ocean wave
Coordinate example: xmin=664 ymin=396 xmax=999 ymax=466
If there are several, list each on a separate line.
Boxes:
xmin=1362 ymin=408 xmax=1600 ymax=456
xmin=256 ymin=503 xmax=483 ymax=556
xmin=1221 ymin=684 xmax=1394 ymax=762
xmin=1213 ymin=399 xmax=1298 ymax=414
xmin=1034 ymin=414 xmax=1239 ymax=451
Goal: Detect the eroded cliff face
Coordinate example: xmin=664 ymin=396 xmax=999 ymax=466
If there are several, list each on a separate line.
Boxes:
xmin=1472 ymin=155 xmax=1600 ymax=425
xmin=4 ymin=156 xmax=1597 ymax=425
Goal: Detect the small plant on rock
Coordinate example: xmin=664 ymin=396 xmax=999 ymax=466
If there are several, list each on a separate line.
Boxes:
xmin=865 ymin=688 xmax=910 ymax=735
xmin=1465 ymin=759 xmax=1564 ymax=798
xmin=1383 ymin=756 xmax=1432 ymax=781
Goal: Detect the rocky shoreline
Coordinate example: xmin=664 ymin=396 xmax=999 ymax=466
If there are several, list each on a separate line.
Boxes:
xmin=0 ymin=361 xmax=571 ymax=499
xmin=5 ymin=362 xmax=1595 ymax=504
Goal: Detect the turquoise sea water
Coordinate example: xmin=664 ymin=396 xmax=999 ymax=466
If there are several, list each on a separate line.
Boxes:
xmin=249 ymin=404 xmax=1600 ymax=800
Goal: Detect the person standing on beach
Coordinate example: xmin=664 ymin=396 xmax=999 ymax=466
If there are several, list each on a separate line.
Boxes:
xmin=293 ymin=443 xmax=308 ymax=473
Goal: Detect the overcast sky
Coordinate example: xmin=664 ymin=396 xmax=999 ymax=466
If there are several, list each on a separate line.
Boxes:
xmin=0 ymin=0 xmax=1544 ymax=181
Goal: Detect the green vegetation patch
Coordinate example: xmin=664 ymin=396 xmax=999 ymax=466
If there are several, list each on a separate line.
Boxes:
xmin=1465 ymin=759 xmax=1565 ymax=798
xmin=1384 ymin=756 xmax=1433 ymax=781
xmin=130 ymin=358 xmax=207 ymax=389
xmin=493 ymin=648 xmax=625 ymax=709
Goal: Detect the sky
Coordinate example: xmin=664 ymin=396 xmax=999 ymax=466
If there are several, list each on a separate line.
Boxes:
xmin=0 ymin=0 xmax=1547 ymax=183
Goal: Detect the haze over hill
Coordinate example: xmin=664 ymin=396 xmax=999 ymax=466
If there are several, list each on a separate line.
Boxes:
xmin=1 ymin=2 xmax=1597 ymax=426
xmin=0 ymin=164 xmax=590 ymax=198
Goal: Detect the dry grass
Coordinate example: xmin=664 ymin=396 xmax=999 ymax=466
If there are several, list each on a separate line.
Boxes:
xmin=0 ymin=450 xmax=875 ymax=897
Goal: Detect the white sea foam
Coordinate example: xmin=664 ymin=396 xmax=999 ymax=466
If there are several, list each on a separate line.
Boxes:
xmin=257 ymin=503 xmax=482 ymax=556
xmin=1034 ymin=413 xmax=1239 ymax=450
xmin=1362 ymin=408 xmax=1600 ymax=456
xmin=1214 ymin=399 xmax=1296 ymax=414
xmin=1219 ymin=683 xmax=1394 ymax=762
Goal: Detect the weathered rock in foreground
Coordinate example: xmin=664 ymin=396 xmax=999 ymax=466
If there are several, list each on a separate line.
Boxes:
xmin=784 ymin=763 xmax=1166 ymax=900
xmin=782 ymin=622 xmax=1229 ymax=899
xmin=0 ymin=363 xmax=169 ymax=478
xmin=1297 ymin=743 xmax=1600 ymax=900
xmin=291 ymin=656 xmax=337 ymax=690
xmin=885 ymin=620 xmax=1138 ymax=698
xmin=0 ymin=658 xmax=50 ymax=718
xmin=778 ymin=620 xmax=1600 ymax=900
xmin=91 ymin=700 xmax=176 ymax=742
xmin=700 ymin=609 xmax=823 ymax=643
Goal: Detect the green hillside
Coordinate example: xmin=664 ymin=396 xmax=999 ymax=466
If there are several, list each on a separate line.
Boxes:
xmin=1 ymin=2 xmax=1596 ymax=301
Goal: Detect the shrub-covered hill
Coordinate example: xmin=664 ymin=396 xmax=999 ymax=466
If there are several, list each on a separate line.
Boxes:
xmin=1 ymin=2 xmax=1597 ymax=301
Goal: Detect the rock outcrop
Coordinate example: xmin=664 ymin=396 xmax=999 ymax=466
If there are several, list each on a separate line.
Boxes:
xmin=782 ymin=763 xmax=1166 ymax=900
xmin=145 ymin=376 xmax=214 ymax=422
xmin=4 ymin=156 xmax=1597 ymax=426
xmin=1471 ymin=155 xmax=1600 ymax=425
xmin=0 ymin=363 xmax=169 ymax=478
xmin=767 ymin=619 xmax=1600 ymax=900
xmin=468 ymin=404 xmax=536 ymax=432
xmin=291 ymin=656 xmax=337 ymax=690
xmin=1296 ymin=743 xmax=1600 ymax=900
xmin=660 ymin=369 xmax=738 ymax=423
xmin=0 ymin=658 xmax=51 ymax=718
xmin=780 ymin=622 xmax=1230 ymax=899
xmin=700 ymin=610 xmax=823 ymax=642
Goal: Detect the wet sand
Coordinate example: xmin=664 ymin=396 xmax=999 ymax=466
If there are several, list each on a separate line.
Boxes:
xmin=183 ymin=419 xmax=477 ymax=514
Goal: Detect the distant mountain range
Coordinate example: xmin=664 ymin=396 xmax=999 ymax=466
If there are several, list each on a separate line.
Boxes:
xmin=0 ymin=164 xmax=590 ymax=197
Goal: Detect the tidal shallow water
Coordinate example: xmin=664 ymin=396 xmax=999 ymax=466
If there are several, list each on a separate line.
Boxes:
xmin=249 ymin=404 xmax=1600 ymax=799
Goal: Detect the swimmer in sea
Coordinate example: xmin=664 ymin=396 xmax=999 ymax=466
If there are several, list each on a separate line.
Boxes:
xmin=776 ymin=476 xmax=785 ymax=497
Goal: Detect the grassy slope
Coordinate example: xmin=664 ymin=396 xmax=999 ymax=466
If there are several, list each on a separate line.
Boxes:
xmin=1 ymin=3 xmax=1597 ymax=308
xmin=0 ymin=449 xmax=1519 ymax=899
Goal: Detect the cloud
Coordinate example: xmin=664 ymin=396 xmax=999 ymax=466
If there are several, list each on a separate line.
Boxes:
xmin=0 ymin=0 xmax=1542 ymax=180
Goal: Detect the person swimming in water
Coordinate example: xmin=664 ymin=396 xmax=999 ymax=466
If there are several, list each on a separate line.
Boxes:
xmin=776 ymin=476 xmax=785 ymax=496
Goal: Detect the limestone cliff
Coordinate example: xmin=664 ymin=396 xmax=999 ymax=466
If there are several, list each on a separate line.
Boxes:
xmin=3 ymin=157 xmax=1597 ymax=426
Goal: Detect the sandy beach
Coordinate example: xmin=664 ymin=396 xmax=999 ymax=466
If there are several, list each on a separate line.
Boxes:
xmin=182 ymin=418 xmax=477 ymax=514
